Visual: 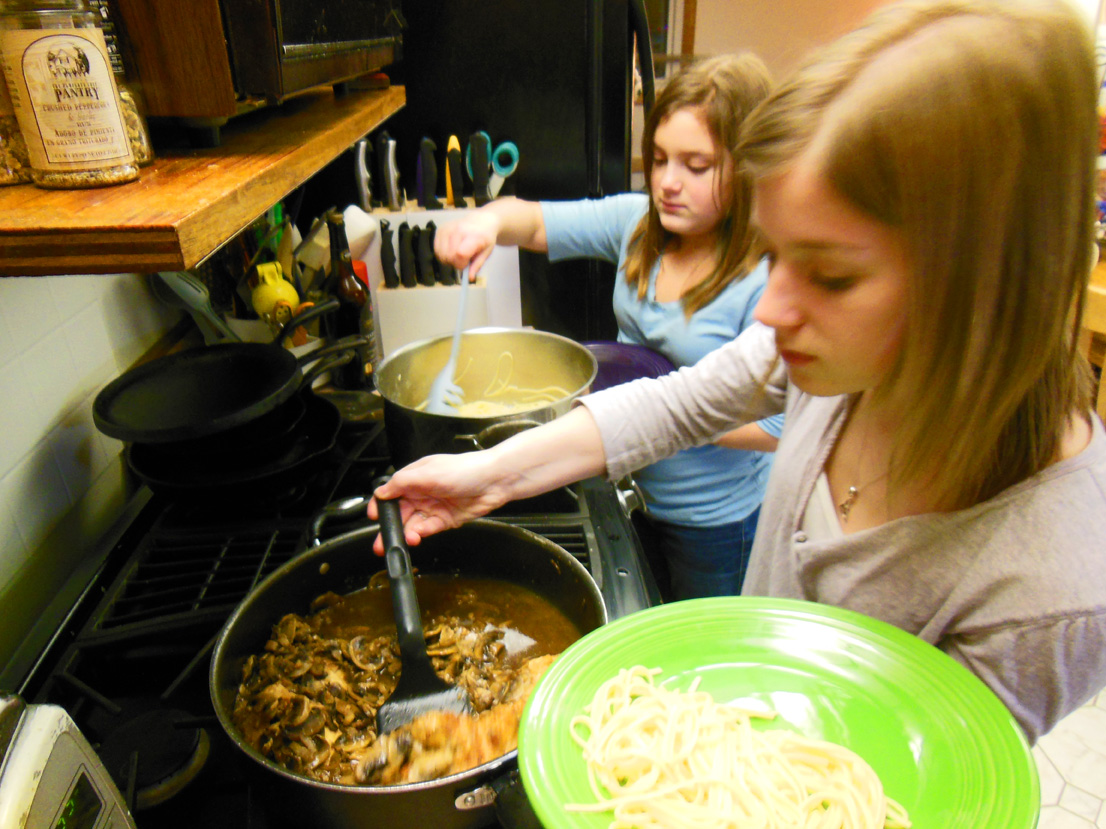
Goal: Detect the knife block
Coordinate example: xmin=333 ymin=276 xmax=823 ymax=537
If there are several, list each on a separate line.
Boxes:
xmin=362 ymin=206 xmax=522 ymax=359
xmin=374 ymin=281 xmax=490 ymax=358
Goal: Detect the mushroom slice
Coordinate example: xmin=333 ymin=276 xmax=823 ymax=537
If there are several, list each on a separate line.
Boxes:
xmin=285 ymin=706 xmax=326 ymax=739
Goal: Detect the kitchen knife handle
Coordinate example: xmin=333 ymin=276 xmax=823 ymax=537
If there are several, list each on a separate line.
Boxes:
xmin=469 ymin=132 xmax=491 ymax=207
xmin=354 ymin=138 xmax=373 ymax=211
xmin=398 ymin=222 xmax=417 ymax=288
xmin=379 ymin=219 xmax=400 ymax=289
xmin=384 ymin=137 xmax=402 ymax=211
xmin=417 ymin=137 xmax=443 ymax=210
xmin=414 ymin=225 xmax=436 ymax=286
xmin=417 ymin=221 xmax=439 ymax=286
xmin=374 ymin=130 xmax=390 ymax=209
xmin=446 ymin=135 xmax=464 ymax=207
xmin=438 ymin=260 xmax=458 ymax=285
xmin=428 ymin=223 xmax=457 ymax=285
xmin=425 ymin=223 xmax=451 ymax=285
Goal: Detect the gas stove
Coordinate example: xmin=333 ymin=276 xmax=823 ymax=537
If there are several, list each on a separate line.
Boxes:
xmin=7 ymin=418 xmax=660 ymax=829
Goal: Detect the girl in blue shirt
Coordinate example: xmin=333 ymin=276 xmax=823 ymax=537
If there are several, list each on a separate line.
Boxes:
xmin=434 ymin=54 xmax=783 ymax=599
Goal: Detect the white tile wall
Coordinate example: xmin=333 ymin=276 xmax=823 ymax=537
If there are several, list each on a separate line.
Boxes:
xmin=0 ymin=274 xmax=179 ymax=666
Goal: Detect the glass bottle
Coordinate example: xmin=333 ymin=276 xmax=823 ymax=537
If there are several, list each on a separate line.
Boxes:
xmin=326 ymin=209 xmax=375 ymax=388
xmin=0 ymin=63 xmax=31 ymax=184
xmin=0 ymin=0 xmax=138 ymax=189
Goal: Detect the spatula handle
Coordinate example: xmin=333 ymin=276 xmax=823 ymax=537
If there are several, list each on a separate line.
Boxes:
xmin=374 ymin=483 xmax=431 ymax=664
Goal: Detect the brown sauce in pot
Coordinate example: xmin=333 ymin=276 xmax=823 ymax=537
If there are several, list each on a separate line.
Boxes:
xmin=315 ymin=572 xmax=583 ymax=663
xmin=231 ymin=573 xmax=583 ymax=786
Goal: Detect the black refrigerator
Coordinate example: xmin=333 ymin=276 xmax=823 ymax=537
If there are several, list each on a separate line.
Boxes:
xmin=379 ymin=0 xmax=655 ymax=342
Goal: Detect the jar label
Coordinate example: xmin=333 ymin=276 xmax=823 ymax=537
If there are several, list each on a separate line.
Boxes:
xmin=0 ymin=27 xmax=134 ymax=170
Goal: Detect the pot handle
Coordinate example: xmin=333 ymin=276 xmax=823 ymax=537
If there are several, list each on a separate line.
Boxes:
xmin=454 ymin=419 xmax=542 ymax=452
xmin=308 ymin=495 xmax=375 ymax=547
xmin=455 ymin=770 xmax=543 ymax=829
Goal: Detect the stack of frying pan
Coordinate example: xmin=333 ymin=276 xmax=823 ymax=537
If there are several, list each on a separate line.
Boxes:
xmin=93 ymin=301 xmax=363 ymax=499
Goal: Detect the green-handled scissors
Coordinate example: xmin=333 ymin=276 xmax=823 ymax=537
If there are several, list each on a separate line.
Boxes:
xmin=466 ymin=131 xmax=519 ymax=198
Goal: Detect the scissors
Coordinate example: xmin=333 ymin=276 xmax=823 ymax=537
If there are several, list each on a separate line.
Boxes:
xmin=466 ymin=131 xmax=519 ymax=198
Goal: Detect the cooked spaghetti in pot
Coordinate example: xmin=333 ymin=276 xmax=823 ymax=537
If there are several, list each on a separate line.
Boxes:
xmin=421 ymin=351 xmax=573 ymax=417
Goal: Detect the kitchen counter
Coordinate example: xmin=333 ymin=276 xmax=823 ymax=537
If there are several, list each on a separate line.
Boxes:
xmin=0 ymin=85 xmax=405 ymax=277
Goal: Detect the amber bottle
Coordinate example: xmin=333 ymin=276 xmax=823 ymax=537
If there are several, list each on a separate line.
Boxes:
xmin=326 ymin=210 xmax=373 ymax=388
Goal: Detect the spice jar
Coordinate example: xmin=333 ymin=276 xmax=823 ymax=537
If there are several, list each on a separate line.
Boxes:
xmin=0 ymin=0 xmax=137 ymax=189
xmin=85 ymin=0 xmax=152 ymax=166
xmin=0 ymin=62 xmax=31 ymax=184
xmin=114 ymin=77 xmax=151 ymax=165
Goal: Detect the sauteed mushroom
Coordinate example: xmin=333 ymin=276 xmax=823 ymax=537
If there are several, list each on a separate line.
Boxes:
xmin=232 ymin=581 xmax=566 ymax=786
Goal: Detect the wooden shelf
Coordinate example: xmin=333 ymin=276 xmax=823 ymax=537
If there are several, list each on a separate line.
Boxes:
xmin=0 ymin=85 xmax=405 ymax=277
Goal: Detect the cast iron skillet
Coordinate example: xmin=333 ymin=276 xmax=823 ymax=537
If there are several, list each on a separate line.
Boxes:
xmin=125 ymin=392 xmax=342 ymax=498
xmin=93 ymin=300 xmax=339 ymax=444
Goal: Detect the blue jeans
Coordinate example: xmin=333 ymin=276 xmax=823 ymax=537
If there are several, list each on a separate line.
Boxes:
xmin=633 ymin=508 xmax=761 ymax=601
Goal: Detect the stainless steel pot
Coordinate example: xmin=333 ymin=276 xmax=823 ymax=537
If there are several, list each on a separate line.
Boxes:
xmin=209 ymin=517 xmax=606 ymax=829
xmin=374 ymin=327 xmax=598 ymax=467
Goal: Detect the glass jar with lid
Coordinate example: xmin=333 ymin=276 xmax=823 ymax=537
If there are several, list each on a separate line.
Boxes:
xmin=0 ymin=0 xmax=138 ymax=188
xmin=0 ymin=62 xmax=31 ymax=184
xmin=85 ymin=0 xmax=152 ymax=166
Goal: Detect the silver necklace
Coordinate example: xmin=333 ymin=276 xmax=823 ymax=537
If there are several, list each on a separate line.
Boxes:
xmin=838 ymin=472 xmax=890 ymax=522
xmin=837 ymin=405 xmax=890 ymax=523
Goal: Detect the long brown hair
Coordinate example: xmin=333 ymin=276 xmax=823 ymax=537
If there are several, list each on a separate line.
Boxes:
xmin=624 ymin=53 xmax=772 ymax=317
xmin=740 ymin=0 xmax=1097 ymax=510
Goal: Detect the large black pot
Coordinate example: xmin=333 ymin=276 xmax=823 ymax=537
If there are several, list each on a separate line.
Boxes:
xmin=375 ymin=327 xmax=597 ymax=467
xmin=209 ymin=518 xmax=606 ymax=829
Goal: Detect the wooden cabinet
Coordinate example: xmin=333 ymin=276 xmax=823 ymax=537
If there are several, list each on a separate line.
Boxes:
xmin=0 ymin=85 xmax=405 ymax=277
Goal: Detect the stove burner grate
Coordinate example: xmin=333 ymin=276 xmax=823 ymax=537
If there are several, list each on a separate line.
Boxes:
xmin=92 ymin=524 xmax=307 ymax=635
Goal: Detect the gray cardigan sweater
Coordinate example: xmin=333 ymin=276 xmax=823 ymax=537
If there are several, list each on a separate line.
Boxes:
xmin=580 ymin=322 xmax=1106 ymax=742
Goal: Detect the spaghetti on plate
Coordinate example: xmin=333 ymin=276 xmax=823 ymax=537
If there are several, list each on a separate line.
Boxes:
xmin=567 ymin=666 xmax=911 ymax=829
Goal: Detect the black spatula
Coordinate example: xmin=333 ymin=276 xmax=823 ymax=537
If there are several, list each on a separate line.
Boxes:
xmin=374 ymin=483 xmax=474 ymax=735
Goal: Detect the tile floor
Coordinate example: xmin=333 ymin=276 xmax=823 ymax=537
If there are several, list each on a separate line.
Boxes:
xmin=1035 ymin=689 xmax=1106 ymax=827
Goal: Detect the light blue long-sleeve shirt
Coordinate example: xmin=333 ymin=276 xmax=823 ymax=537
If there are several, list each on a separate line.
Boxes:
xmin=542 ymin=192 xmax=783 ymax=526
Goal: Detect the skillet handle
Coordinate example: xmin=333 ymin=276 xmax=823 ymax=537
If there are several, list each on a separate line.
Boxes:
xmin=373 ymin=477 xmax=431 ymax=664
xmin=297 ymin=334 xmax=369 ymax=367
xmin=300 ymin=351 xmax=355 ymax=389
xmin=272 ymin=297 xmax=340 ymax=346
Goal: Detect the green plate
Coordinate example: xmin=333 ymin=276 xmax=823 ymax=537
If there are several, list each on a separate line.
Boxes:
xmin=518 ymin=597 xmax=1038 ymax=828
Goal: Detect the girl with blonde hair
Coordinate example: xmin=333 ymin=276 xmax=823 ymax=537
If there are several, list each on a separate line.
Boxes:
xmin=377 ymin=0 xmax=1106 ymax=742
